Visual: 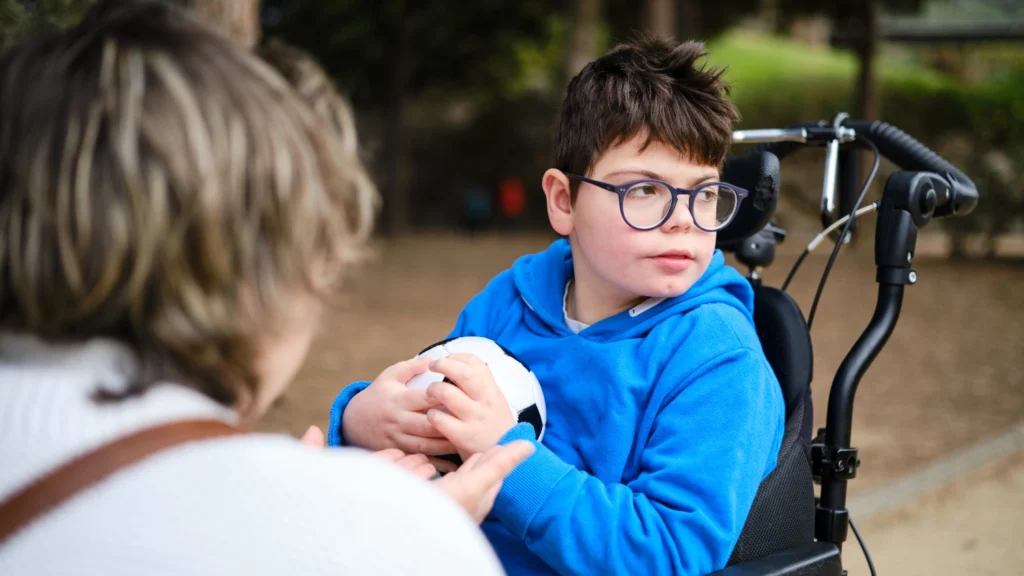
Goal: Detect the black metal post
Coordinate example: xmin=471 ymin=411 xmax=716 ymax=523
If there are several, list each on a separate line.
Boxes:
xmin=816 ymin=283 xmax=904 ymax=549
xmin=814 ymin=170 xmax=933 ymax=550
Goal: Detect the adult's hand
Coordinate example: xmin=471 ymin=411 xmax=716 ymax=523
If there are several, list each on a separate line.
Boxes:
xmin=435 ymin=441 xmax=535 ymax=523
xmin=301 ymin=425 xmax=438 ymax=481
xmin=301 ymin=425 xmax=326 ymax=447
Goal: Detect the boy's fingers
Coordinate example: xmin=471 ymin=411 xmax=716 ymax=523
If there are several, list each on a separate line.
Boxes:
xmin=402 ymin=388 xmax=443 ymax=412
xmin=426 ymin=408 xmax=468 ymax=447
xmin=398 ymin=411 xmax=447 ymax=438
xmin=430 ymin=356 xmax=489 ymax=401
xmin=426 ymin=381 xmax=476 ymax=420
xmin=383 ymin=356 xmax=433 ymax=384
xmin=396 ymin=433 xmax=457 ymax=457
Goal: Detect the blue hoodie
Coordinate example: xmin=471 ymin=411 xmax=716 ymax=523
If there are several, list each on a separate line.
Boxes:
xmin=328 ymin=239 xmax=784 ymax=575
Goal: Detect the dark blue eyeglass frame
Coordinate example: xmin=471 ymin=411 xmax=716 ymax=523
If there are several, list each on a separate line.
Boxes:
xmin=567 ymin=174 xmax=749 ymax=232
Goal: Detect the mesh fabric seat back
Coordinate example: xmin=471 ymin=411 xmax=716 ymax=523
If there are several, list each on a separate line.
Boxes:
xmin=727 ymin=285 xmax=816 ymax=566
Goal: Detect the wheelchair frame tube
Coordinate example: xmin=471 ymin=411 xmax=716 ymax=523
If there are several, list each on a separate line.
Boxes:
xmin=820 ymin=283 xmax=904 ymax=542
xmin=825 ymin=283 xmax=904 ymax=451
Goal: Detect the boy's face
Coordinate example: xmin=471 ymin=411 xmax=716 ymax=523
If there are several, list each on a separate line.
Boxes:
xmin=544 ymin=133 xmax=720 ymax=305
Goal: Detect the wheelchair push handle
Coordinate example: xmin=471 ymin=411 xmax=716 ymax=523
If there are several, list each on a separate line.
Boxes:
xmin=732 ymin=118 xmax=979 ymax=220
xmin=844 ymin=120 xmax=978 ymax=218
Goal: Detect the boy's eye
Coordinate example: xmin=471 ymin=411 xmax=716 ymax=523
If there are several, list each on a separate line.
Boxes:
xmin=696 ymin=187 xmax=719 ymax=202
xmin=625 ymin=183 xmax=662 ymax=199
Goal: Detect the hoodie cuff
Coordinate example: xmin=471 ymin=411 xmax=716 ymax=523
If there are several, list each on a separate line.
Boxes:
xmin=327 ymin=381 xmax=371 ymax=447
xmin=494 ymin=423 xmax=575 ymax=539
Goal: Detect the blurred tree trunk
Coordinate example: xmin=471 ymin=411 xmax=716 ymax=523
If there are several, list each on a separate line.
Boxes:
xmin=676 ymin=0 xmax=701 ymax=40
xmin=643 ymin=0 xmax=677 ymax=39
xmin=853 ymin=0 xmax=878 ymax=121
xmin=189 ymin=0 xmax=261 ymax=50
xmin=565 ymin=0 xmax=602 ymax=80
xmin=384 ymin=0 xmax=411 ymax=235
xmin=835 ymin=0 xmax=878 ymax=243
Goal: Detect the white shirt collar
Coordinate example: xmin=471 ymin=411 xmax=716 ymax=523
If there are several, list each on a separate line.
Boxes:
xmin=562 ymin=281 xmax=664 ymax=333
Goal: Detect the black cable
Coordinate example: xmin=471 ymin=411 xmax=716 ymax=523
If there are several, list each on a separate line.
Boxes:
xmin=781 ymin=248 xmax=809 ymax=292
xmin=849 ymin=516 xmax=877 ymax=576
xmin=807 ymin=135 xmax=881 ymax=330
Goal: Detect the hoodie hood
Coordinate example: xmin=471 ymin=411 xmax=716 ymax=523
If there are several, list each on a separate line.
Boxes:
xmin=511 ymin=239 xmax=753 ymax=341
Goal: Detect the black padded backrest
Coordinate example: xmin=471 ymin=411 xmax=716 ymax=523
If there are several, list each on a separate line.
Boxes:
xmin=752 ymin=286 xmax=813 ymax=416
xmin=728 ymin=399 xmax=815 ymax=565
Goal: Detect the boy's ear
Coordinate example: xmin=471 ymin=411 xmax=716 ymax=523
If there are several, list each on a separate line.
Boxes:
xmin=542 ymin=169 xmax=574 ymax=236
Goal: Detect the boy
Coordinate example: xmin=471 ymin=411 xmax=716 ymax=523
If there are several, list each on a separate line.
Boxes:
xmin=328 ymin=37 xmax=785 ymax=575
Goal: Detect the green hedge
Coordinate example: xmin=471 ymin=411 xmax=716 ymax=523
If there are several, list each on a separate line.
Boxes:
xmin=707 ymin=31 xmax=1024 ymax=247
xmin=707 ymin=31 xmax=1024 ymax=149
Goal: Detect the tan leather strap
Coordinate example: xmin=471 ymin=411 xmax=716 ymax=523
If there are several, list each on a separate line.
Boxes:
xmin=0 ymin=419 xmax=241 ymax=546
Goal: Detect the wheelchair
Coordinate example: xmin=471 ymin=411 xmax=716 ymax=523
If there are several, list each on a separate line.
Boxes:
xmin=706 ymin=116 xmax=979 ymax=575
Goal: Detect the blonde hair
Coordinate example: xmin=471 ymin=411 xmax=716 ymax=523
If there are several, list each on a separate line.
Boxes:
xmin=258 ymin=38 xmax=377 ymax=224
xmin=0 ymin=2 xmax=376 ymax=409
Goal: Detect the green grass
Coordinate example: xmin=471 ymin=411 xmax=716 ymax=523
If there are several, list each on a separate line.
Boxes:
xmin=707 ymin=30 xmax=953 ymax=95
xmin=700 ymin=30 xmax=993 ymax=135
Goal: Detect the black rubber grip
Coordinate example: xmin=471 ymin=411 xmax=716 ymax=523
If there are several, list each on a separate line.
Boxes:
xmin=844 ymin=120 xmax=978 ymax=217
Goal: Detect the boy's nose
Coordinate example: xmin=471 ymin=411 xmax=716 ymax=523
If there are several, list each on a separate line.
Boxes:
xmin=661 ymin=197 xmax=694 ymax=232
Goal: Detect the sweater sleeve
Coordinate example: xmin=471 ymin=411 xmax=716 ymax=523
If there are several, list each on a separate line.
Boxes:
xmin=491 ymin=347 xmax=785 ymax=576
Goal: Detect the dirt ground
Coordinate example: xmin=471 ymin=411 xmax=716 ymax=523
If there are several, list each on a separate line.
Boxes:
xmin=257 ymin=231 xmax=1024 ymax=570
xmin=846 ymin=451 xmax=1024 ymax=576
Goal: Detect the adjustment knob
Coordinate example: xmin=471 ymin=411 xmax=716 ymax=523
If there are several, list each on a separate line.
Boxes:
xmin=920 ymin=187 xmax=938 ymax=215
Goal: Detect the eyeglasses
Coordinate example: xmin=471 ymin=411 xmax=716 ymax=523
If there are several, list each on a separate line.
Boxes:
xmin=567 ymin=174 xmax=748 ymax=232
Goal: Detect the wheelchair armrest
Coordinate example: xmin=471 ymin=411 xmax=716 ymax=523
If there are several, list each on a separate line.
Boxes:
xmin=707 ymin=542 xmax=843 ymax=576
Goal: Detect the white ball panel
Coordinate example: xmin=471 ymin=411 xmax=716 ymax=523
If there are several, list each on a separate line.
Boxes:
xmin=406 ymin=369 xmax=445 ymax=390
xmin=487 ymin=354 xmax=538 ymax=411
xmin=406 ymin=343 xmax=449 ymax=390
xmin=442 ymin=336 xmax=505 ymax=364
xmin=419 ymin=344 xmax=450 ymax=362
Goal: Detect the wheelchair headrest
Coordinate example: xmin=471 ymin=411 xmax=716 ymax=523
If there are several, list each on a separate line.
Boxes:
xmin=717 ymin=150 xmax=781 ymax=246
xmin=753 ymin=286 xmax=813 ymax=414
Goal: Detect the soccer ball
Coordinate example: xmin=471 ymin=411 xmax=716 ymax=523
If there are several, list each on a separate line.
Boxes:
xmin=407 ymin=336 xmax=547 ymax=444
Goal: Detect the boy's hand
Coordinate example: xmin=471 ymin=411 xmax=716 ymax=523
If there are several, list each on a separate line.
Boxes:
xmin=343 ymin=357 xmax=458 ymax=465
xmin=425 ymin=353 xmax=517 ymax=460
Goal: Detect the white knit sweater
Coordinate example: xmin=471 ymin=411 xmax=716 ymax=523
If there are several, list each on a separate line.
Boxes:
xmin=0 ymin=334 xmax=505 ymax=575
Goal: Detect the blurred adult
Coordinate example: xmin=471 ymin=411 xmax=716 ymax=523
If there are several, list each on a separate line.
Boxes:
xmin=0 ymin=3 xmax=530 ymax=574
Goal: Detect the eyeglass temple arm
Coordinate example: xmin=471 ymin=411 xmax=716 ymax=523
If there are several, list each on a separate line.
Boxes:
xmin=569 ymin=174 xmax=620 ymax=193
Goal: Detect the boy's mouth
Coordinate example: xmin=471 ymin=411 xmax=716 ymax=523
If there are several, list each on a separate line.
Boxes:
xmin=649 ymin=250 xmax=694 ymax=272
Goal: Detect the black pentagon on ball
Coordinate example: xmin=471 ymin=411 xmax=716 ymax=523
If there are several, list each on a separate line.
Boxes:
xmin=517 ymin=404 xmax=544 ymax=440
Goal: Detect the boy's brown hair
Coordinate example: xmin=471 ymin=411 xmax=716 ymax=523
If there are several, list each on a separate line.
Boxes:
xmin=553 ymin=35 xmax=740 ymax=202
xmin=0 ymin=2 xmax=374 ymax=411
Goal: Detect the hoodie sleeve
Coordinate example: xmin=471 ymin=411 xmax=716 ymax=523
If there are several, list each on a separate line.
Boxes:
xmin=327 ymin=270 xmax=519 ymax=448
xmin=491 ymin=346 xmax=785 ymax=576
xmin=326 ymin=380 xmax=372 ymax=447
